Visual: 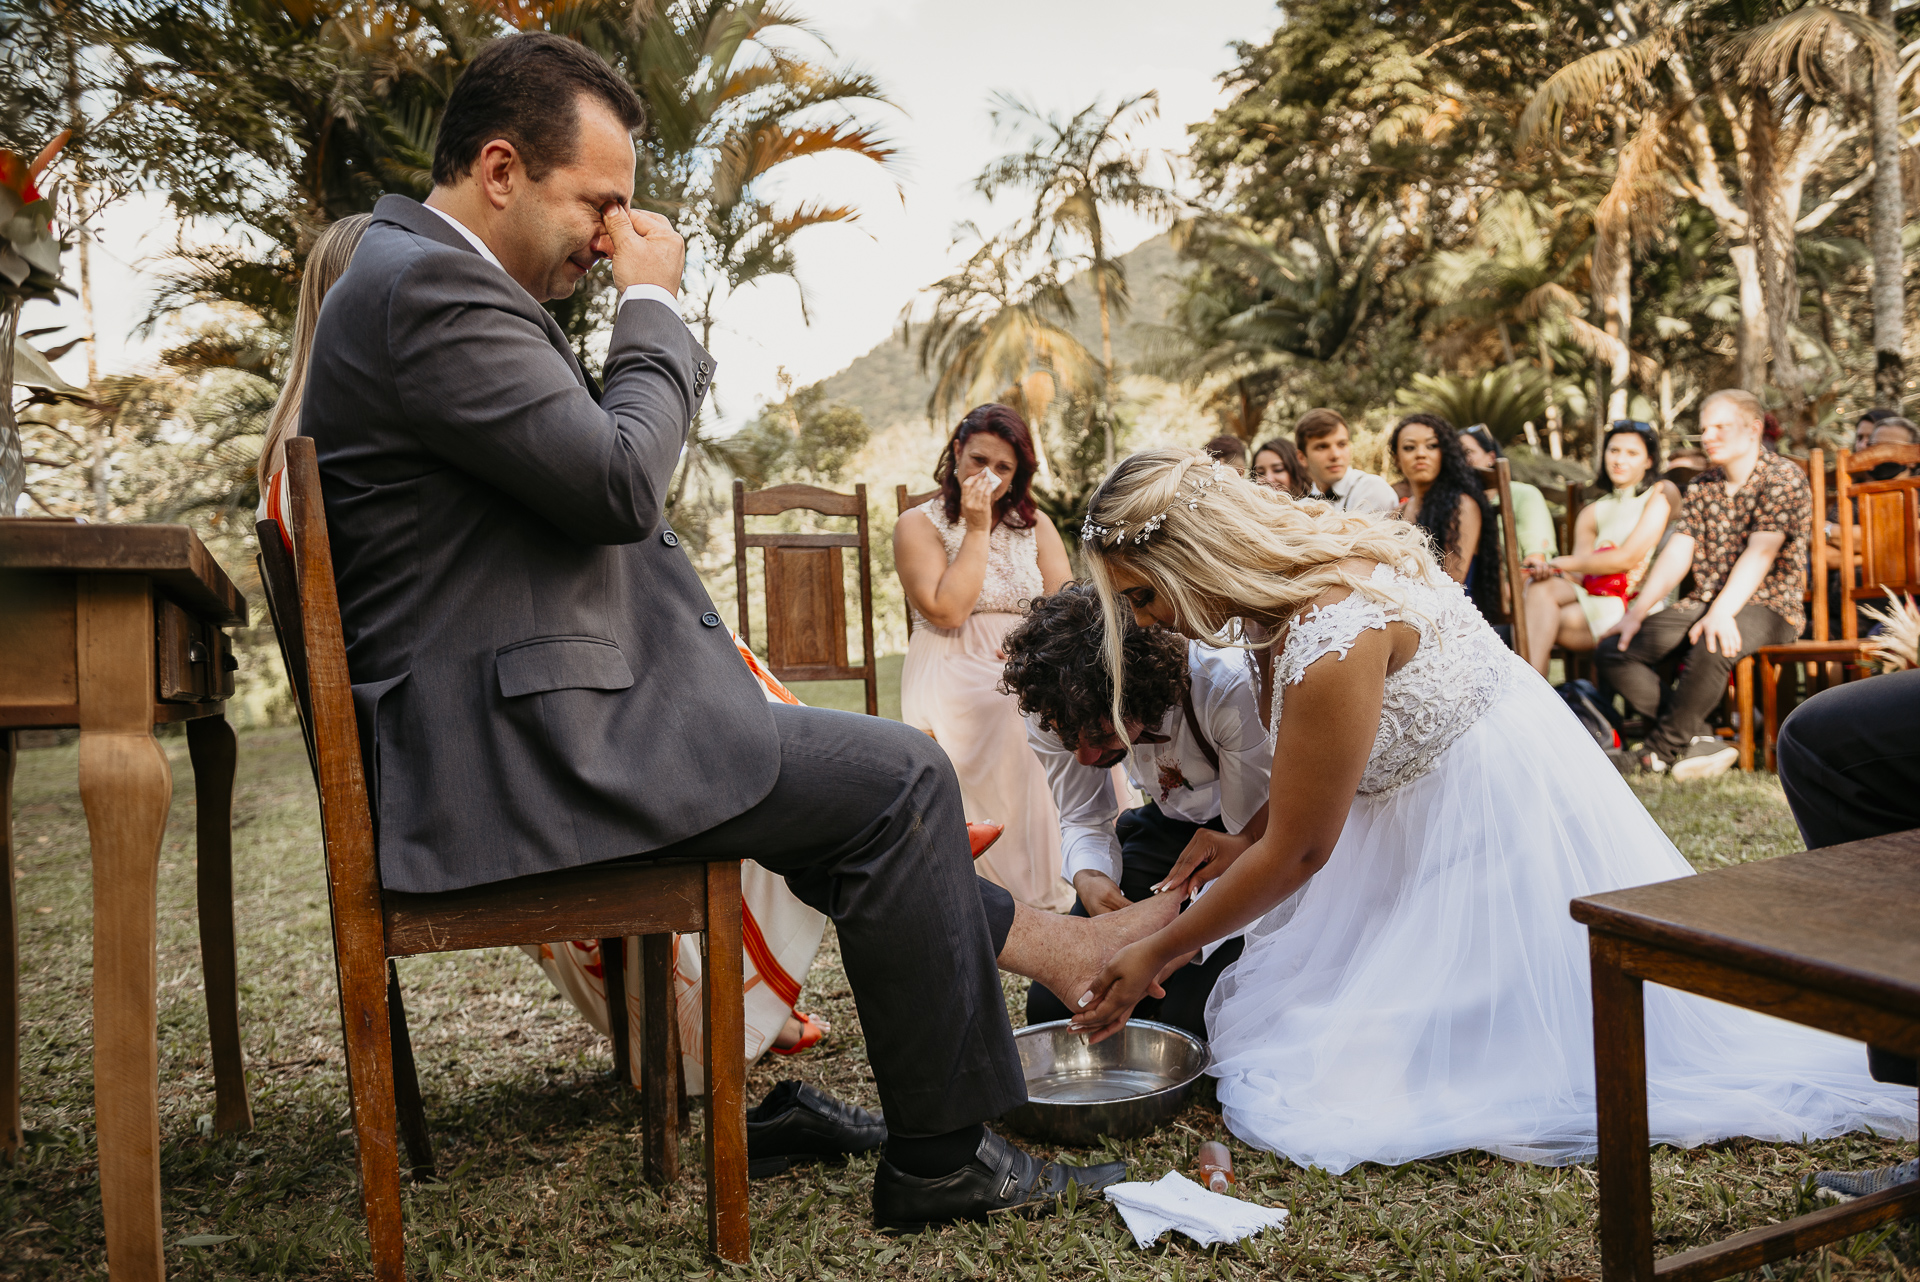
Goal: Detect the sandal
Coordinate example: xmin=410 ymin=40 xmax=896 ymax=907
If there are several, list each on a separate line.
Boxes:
xmin=967 ymin=821 xmax=1004 ymax=860
xmin=770 ymin=1010 xmax=827 ymax=1056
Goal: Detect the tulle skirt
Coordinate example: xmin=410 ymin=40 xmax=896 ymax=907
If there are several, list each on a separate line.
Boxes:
xmin=901 ymin=611 xmax=1074 ymax=912
xmin=1206 ymin=669 xmax=1916 ymax=1173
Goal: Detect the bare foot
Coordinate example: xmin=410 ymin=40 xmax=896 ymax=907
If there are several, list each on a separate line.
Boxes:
xmin=1000 ymin=890 xmax=1183 ymax=1010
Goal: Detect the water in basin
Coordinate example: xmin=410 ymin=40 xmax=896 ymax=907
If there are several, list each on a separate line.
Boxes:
xmin=1024 ymin=1067 xmax=1170 ymax=1104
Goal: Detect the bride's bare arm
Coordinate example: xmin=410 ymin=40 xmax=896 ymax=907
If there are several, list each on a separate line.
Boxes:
xmin=1070 ymin=620 xmax=1397 ymax=1040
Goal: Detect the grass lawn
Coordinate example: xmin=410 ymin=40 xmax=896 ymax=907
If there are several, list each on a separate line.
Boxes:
xmin=4 ymin=727 xmax=1915 ymax=1280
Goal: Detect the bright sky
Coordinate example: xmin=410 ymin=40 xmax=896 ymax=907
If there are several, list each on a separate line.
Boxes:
xmin=24 ymin=0 xmax=1279 ymax=428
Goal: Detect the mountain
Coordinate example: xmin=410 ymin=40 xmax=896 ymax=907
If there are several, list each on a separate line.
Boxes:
xmin=816 ymin=231 xmax=1190 ymax=431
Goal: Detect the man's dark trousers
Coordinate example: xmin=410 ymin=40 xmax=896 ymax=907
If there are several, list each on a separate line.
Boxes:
xmin=1024 ymin=802 xmax=1244 ymax=1038
xmin=641 ymin=702 xmax=1027 ymax=1135
xmin=1776 ymin=668 xmax=1920 ymax=1087
xmin=1596 ymin=601 xmax=1797 ymax=762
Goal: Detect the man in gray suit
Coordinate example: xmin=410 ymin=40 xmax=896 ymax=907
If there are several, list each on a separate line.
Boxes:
xmin=303 ymin=33 xmax=1156 ymax=1231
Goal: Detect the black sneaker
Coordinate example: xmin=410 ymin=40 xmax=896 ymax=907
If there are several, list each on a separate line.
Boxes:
xmin=872 ymin=1128 xmax=1126 ymax=1233
xmin=1812 ymin=1158 xmax=1918 ymax=1203
xmin=1669 ymin=735 xmax=1737 ymax=782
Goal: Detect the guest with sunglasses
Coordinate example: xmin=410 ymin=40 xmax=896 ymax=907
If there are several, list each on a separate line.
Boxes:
xmin=1518 ymin=420 xmax=1680 ymax=678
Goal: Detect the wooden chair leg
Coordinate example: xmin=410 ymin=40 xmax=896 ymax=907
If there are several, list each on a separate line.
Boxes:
xmin=640 ymin=933 xmax=678 ymax=1184
xmin=703 ymin=862 xmax=750 ymax=1263
xmin=386 ymin=962 xmax=434 ymax=1179
xmin=1591 ymin=935 xmax=1655 ymax=1282
xmin=187 ymin=715 xmax=253 ymax=1134
xmin=601 ymin=937 xmax=633 ymax=1089
xmin=1760 ymin=656 xmax=1780 ymax=773
xmin=333 ymin=937 xmax=406 ymax=1282
xmin=1735 ymin=656 xmax=1755 ymax=772
xmin=1 ymin=730 xmax=19 ymax=1160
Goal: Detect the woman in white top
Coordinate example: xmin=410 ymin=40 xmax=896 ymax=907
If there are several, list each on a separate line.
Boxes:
xmin=1067 ymin=448 xmax=1911 ymax=1173
xmin=1519 ymin=421 xmax=1679 ymax=677
xmin=896 ymin=404 xmax=1075 ymax=910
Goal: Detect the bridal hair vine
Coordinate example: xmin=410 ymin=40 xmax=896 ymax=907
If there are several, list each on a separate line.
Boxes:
xmin=1081 ymin=457 xmax=1229 ymax=546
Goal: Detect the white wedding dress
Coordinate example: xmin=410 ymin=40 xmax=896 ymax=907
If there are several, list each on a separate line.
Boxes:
xmin=1205 ymin=561 xmax=1916 ymax=1174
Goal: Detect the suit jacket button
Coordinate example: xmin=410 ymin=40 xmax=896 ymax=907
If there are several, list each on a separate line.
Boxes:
xmin=701 ymin=611 xmax=721 ymax=627
xmin=662 ymin=530 xmax=680 ymax=547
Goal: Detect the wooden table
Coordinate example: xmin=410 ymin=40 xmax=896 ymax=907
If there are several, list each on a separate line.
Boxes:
xmin=1572 ymin=832 xmax=1920 ymax=1282
xmin=1 ymin=518 xmax=251 ymax=1281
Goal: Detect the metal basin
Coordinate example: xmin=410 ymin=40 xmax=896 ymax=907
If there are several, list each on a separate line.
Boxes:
xmin=1000 ymin=1019 xmax=1210 ymax=1144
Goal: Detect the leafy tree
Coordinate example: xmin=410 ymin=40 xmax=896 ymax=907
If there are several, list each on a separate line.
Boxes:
xmin=733 ymin=371 xmax=870 ymax=486
xmin=975 ymin=91 xmax=1172 ymax=468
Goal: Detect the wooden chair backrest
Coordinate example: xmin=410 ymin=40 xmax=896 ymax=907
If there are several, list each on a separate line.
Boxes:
xmin=895 ymin=485 xmax=941 ymax=639
xmin=733 ymin=480 xmax=879 ymax=714
xmin=255 ymin=519 xmax=316 ymax=775
xmin=1836 ymin=445 xmax=1920 ymax=639
xmin=1474 ymin=460 xmax=1530 ymax=658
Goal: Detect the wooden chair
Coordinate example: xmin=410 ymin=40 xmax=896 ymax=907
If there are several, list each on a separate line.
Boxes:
xmin=1748 ymin=447 xmax=1920 ymax=769
xmin=895 ymin=485 xmax=940 ymax=640
xmin=1475 ymin=460 xmax=1531 ymax=660
xmin=260 ymin=439 xmax=749 ymax=1278
xmin=733 ymin=480 xmax=879 ymax=715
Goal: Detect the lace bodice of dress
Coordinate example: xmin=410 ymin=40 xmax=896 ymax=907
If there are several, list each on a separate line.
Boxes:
xmin=910 ymin=498 xmax=1044 ymax=626
xmin=1272 ymin=562 xmax=1517 ymax=796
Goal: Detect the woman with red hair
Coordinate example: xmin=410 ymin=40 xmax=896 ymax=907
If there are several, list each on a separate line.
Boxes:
xmin=896 ymin=404 xmax=1076 ymax=910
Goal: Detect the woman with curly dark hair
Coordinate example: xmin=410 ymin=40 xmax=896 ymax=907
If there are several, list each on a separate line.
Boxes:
xmin=896 ymin=404 xmax=1075 ymax=909
xmin=1390 ymin=413 xmax=1501 ymax=623
xmin=999 ymin=584 xmax=1271 ymax=1038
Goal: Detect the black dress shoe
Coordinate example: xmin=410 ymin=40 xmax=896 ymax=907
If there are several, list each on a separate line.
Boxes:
xmin=872 ymin=1128 xmax=1127 ymax=1233
xmin=745 ymin=1080 xmax=885 ymax=1178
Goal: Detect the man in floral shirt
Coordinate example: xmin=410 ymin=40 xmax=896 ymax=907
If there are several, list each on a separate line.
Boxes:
xmin=1596 ymin=389 xmax=1810 ymax=780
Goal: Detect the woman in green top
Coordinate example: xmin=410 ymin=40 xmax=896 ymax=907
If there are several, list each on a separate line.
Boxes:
xmin=1518 ymin=421 xmax=1680 ymax=677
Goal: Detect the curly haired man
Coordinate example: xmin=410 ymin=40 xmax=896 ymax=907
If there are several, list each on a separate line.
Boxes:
xmin=1000 ymin=584 xmax=1276 ymax=1037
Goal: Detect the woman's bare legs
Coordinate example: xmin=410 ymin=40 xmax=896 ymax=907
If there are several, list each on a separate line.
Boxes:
xmin=998 ymin=892 xmax=1183 ymax=1012
xmin=1523 ymin=576 xmax=1596 ymax=676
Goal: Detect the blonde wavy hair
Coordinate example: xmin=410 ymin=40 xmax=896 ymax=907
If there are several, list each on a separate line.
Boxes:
xmin=258 ymin=213 xmax=373 ymax=489
xmin=1081 ymin=447 xmax=1440 ymax=736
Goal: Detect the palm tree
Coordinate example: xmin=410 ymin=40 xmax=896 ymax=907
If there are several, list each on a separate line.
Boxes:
xmin=1867 ymin=0 xmax=1907 ymax=407
xmin=974 ymin=91 xmax=1173 ymax=469
xmin=1519 ymin=0 xmax=1893 ymax=436
xmin=903 ymin=231 xmax=1096 ymax=457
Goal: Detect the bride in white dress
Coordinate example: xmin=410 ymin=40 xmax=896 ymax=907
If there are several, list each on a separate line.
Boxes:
xmin=1070 ymin=447 xmax=1915 ymax=1174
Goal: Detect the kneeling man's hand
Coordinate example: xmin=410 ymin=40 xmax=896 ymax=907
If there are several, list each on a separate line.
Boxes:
xmin=1072 ymin=869 xmax=1129 ymax=916
xmin=602 ymin=202 xmax=686 ymax=296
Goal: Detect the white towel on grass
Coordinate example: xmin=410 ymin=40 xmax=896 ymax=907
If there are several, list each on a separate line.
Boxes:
xmin=1102 ymin=1171 xmax=1289 ymax=1248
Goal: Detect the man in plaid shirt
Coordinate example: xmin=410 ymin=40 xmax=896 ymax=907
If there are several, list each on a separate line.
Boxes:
xmin=1596 ymin=389 xmax=1810 ymax=780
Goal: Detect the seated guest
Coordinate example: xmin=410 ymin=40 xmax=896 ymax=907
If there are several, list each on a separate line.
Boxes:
xmin=1776 ymin=650 xmax=1920 ymax=1200
xmin=1204 ymin=433 xmax=1249 ymax=472
xmin=1250 ymin=436 xmax=1309 ymax=498
xmin=896 ymin=404 xmax=1076 ymax=911
xmin=1456 ymin=424 xmax=1556 ymax=564
xmin=1597 ymin=389 xmax=1810 ymax=781
xmin=1518 ymin=420 xmax=1679 ymax=678
xmin=1389 ymin=413 xmax=1501 ymax=623
xmin=1000 ymin=585 xmax=1274 ymax=1038
xmin=1854 ymin=406 xmax=1900 ymax=452
xmin=301 ymin=33 xmax=1153 ymax=1228
xmin=1861 ymin=414 xmax=1918 ymax=477
xmin=1294 ymin=408 xmax=1399 ymax=513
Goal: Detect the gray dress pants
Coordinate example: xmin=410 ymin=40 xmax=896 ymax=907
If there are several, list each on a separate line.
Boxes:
xmin=632 ymin=702 xmax=1027 ymax=1136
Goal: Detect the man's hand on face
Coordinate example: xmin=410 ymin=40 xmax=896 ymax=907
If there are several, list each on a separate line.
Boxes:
xmin=1072 ymin=869 xmax=1130 ymax=916
xmin=601 ymin=202 xmax=686 ymax=296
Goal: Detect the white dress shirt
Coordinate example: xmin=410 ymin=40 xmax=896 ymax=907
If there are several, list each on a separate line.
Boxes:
xmin=1026 ymin=641 xmax=1272 ymax=886
xmin=423 ymin=203 xmax=682 ymax=319
xmin=1313 ymin=468 xmax=1401 ymax=514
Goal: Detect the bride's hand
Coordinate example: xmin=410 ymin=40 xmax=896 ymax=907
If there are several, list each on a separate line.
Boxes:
xmin=1154 ymin=829 xmax=1253 ymax=898
xmin=1069 ymin=939 xmax=1171 ymax=1044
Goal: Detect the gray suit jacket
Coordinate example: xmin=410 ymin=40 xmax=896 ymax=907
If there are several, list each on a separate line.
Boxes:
xmin=303 ymin=194 xmax=780 ymax=893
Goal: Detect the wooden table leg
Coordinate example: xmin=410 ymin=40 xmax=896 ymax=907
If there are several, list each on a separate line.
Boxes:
xmin=1591 ymin=933 xmax=1654 ymax=1282
xmin=77 ymin=577 xmax=171 ymax=1282
xmin=186 ymin=715 xmax=251 ymax=1134
xmin=2 ymin=729 xmax=20 ymax=1159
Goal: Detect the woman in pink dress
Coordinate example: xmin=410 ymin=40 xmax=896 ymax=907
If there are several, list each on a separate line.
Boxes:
xmin=895 ymin=405 xmax=1076 ymax=910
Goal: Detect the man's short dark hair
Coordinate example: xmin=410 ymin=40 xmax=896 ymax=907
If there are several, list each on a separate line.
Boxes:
xmin=1205 ymin=434 xmax=1249 ymax=469
xmin=433 ymin=33 xmax=645 ymax=187
xmin=1294 ymin=407 xmax=1348 ymax=450
xmin=999 ymin=584 xmax=1190 ymax=750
